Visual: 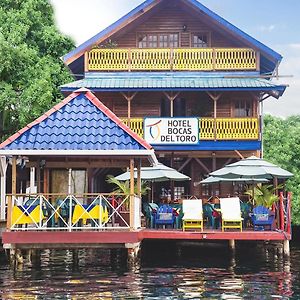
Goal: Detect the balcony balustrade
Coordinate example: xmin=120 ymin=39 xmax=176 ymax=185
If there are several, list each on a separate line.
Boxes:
xmin=86 ymin=48 xmax=259 ymax=72
xmin=122 ymin=117 xmax=259 ymax=140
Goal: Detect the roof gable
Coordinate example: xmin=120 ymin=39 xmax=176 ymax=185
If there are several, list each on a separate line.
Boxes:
xmin=63 ymin=0 xmax=282 ymax=69
xmin=0 ymin=89 xmax=151 ymax=151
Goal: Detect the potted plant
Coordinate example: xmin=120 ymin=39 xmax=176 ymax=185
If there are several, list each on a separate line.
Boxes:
xmin=106 ymin=175 xmax=150 ymax=210
xmin=245 ymin=184 xmax=282 ymax=209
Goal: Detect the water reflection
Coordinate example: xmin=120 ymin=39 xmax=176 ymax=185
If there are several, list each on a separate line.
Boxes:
xmin=0 ymin=242 xmax=299 ymax=299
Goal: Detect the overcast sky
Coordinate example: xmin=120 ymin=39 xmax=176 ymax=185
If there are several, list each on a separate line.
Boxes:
xmin=50 ymin=0 xmax=300 ymax=117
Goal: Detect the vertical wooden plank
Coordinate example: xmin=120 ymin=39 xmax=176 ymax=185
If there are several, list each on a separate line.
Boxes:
xmin=256 ymin=51 xmax=260 ymax=72
xmin=7 ymin=156 xmax=17 ymax=229
xmin=43 ymin=168 xmax=48 ymax=194
xmin=84 ymin=51 xmax=89 ymax=73
xmin=137 ymin=159 xmax=141 ymax=199
xmin=129 ymin=159 xmax=135 ymax=228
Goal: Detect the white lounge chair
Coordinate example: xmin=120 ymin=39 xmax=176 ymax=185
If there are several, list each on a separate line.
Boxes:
xmin=182 ymin=199 xmax=203 ymax=231
xmin=220 ymin=197 xmax=243 ymax=232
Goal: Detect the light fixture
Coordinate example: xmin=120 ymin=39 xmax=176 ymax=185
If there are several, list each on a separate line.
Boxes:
xmin=182 ymin=24 xmax=187 ymax=32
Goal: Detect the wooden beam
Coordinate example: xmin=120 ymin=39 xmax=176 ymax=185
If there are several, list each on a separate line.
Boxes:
xmin=137 ymin=159 xmax=141 ymax=199
xmin=163 ymin=92 xmax=180 ymax=117
xmin=178 ymin=157 xmax=192 ymax=172
xmin=194 ymin=158 xmax=210 ymax=174
xmin=28 ymin=161 xmax=130 ymax=169
xmin=121 ymin=92 xmax=138 ymax=126
xmin=8 ymin=156 xmax=17 ymax=229
xmin=129 ymin=159 xmax=135 ymax=229
xmin=234 ymin=150 xmax=244 ymax=159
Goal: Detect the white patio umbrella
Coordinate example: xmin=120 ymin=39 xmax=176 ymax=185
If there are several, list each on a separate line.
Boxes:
xmin=210 ymin=156 xmax=293 ymax=179
xmin=115 ymin=163 xmax=191 ymax=182
xmin=115 ymin=163 xmax=190 ymax=202
xmin=198 ymin=176 xmax=269 ymax=185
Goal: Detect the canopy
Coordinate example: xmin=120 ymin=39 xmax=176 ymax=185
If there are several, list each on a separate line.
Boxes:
xmin=198 ymin=176 xmax=269 ymax=185
xmin=210 ymin=156 xmax=293 ymax=179
xmin=115 ymin=163 xmax=190 ymax=182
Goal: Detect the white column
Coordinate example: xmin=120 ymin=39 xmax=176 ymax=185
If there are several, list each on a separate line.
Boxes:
xmin=0 ymin=156 xmax=8 ymax=220
xmin=68 ymin=168 xmax=72 ymax=194
xmin=30 ymin=167 xmax=35 ymax=193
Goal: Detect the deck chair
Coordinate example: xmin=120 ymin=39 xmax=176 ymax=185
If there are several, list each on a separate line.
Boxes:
xmin=182 ymin=199 xmax=203 ymax=231
xmin=220 ymin=197 xmax=243 ymax=232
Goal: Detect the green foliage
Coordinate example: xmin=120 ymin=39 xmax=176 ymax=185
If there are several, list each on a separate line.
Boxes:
xmin=0 ymin=0 xmax=74 ymax=138
xmin=263 ymin=115 xmax=300 ymax=224
xmin=245 ymin=184 xmax=283 ymax=208
xmin=106 ymin=175 xmax=150 ymax=196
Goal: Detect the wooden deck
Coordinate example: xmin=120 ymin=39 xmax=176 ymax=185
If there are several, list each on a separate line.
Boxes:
xmin=2 ymin=229 xmax=291 ymax=250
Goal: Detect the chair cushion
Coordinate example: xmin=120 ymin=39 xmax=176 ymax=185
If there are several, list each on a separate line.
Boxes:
xmin=158 ymin=213 xmax=173 ymax=220
xmin=255 ymin=214 xmax=269 ymax=221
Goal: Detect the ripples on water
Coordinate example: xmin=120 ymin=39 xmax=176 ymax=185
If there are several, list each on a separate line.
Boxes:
xmin=0 ymin=240 xmax=299 ymax=299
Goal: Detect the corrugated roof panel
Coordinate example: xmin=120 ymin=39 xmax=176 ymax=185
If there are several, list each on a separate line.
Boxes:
xmin=1 ymin=91 xmax=151 ymax=151
xmin=60 ymin=73 xmax=287 ymax=97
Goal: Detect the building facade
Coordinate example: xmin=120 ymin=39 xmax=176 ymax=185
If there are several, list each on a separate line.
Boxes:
xmin=61 ymin=0 xmax=287 ymax=198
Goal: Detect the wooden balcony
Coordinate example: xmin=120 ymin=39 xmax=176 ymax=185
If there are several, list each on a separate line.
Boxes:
xmin=122 ymin=117 xmax=259 ymax=140
xmin=86 ymin=48 xmax=259 ymax=72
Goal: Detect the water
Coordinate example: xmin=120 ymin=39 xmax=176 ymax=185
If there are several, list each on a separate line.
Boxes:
xmin=0 ymin=240 xmax=300 ymax=299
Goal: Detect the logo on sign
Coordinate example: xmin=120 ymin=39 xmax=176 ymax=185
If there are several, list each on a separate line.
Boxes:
xmin=144 ymin=118 xmax=199 ymax=145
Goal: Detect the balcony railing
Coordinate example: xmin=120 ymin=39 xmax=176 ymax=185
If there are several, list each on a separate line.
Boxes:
xmin=7 ymin=193 xmax=141 ymax=231
xmin=87 ymin=48 xmax=259 ymax=72
xmin=122 ymin=117 xmax=259 ymax=140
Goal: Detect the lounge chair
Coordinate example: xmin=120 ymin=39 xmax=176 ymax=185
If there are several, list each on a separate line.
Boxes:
xmin=182 ymin=199 xmax=203 ymax=231
xmin=220 ymin=197 xmax=243 ymax=232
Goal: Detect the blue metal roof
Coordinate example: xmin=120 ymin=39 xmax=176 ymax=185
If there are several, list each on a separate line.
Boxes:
xmin=2 ymin=92 xmax=148 ymax=151
xmin=60 ymin=72 xmax=287 ymax=97
xmin=63 ymin=0 xmax=282 ymax=71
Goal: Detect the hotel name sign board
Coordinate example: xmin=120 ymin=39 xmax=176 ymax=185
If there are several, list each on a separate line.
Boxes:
xmin=144 ymin=118 xmax=199 ymax=145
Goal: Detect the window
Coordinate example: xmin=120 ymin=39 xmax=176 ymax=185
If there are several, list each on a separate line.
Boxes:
xmin=138 ymin=33 xmax=179 ymax=48
xmin=174 ymin=186 xmax=185 ymax=199
xmin=192 ymin=33 xmax=209 ymax=48
xmin=234 ymin=99 xmax=252 ymax=117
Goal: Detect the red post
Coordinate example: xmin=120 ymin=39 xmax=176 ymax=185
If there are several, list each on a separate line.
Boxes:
xmin=287 ymin=192 xmax=292 ymax=235
xmin=279 ymin=192 xmax=285 ymax=231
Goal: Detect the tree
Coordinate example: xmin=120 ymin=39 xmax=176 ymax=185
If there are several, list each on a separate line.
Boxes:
xmin=0 ymin=0 xmax=74 ymax=138
xmin=263 ymin=115 xmax=300 ymax=225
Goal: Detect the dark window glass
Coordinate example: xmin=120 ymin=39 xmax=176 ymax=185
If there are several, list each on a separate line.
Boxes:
xmin=234 ymin=100 xmax=252 ymax=117
xmin=192 ymin=33 xmax=208 ymax=48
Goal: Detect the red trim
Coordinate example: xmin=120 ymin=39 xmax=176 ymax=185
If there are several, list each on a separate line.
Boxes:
xmin=2 ymin=229 xmax=291 ymax=246
xmin=0 ymin=89 xmax=152 ymax=151
xmin=85 ymin=90 xmax=152 ymax=150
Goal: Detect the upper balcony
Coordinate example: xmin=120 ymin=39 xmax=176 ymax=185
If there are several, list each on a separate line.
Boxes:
xmin=86 ymin=48 xmax=260 ymax=72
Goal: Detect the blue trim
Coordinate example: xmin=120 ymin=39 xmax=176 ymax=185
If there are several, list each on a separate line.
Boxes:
xmin=152 ymin=141 xmax=261 ymax=151
xmin=63 ymin=0 xmax=282 ymax=65
xmin=63 ymin=0 xmax=156 ymax=62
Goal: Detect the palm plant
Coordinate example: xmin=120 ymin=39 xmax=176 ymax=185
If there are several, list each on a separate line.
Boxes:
xmin=245 ymin=184 xmax=283 ymax=208
xmin=106 ymin=175 xmax=150 ymax=209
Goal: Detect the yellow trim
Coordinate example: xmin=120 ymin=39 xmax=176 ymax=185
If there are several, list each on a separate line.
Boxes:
xmin=222 ymin=219 xmax=243 ymax=232
xmin=121 ymin=117 xmax=259 ymax=140
xmin=88 ymin=48 xmax=257 ymax=71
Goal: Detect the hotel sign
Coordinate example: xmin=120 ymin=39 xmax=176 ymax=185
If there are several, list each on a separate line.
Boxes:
xmin=144 ymin=118 xmax=199 ymax=145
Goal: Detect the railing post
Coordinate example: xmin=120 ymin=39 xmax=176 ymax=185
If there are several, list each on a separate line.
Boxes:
xmin=39 ymin=195 xmax=43 ymax=229
xmin=170 ymin=48 xmax=174 ymax=71
xmin=68 ymin=195 xmax=72 ymax=232
xmin=128 ymin=48 xmax=131 ymax=72
xmin=212 ymin=48 xmax=216 ymax=71
xmin=99 ymin=195 xmax=103 ymax=229
xmin=287 ymin=192 xmax=292 ymax=235
xmin=6 ymin=195 xmax=12 ymax=230
xmin=279 ymin=192 xmax=285 ymax=231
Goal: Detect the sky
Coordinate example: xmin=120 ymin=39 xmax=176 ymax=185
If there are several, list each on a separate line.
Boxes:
xmin=50 ymin=0 xmax=300 ymax=117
